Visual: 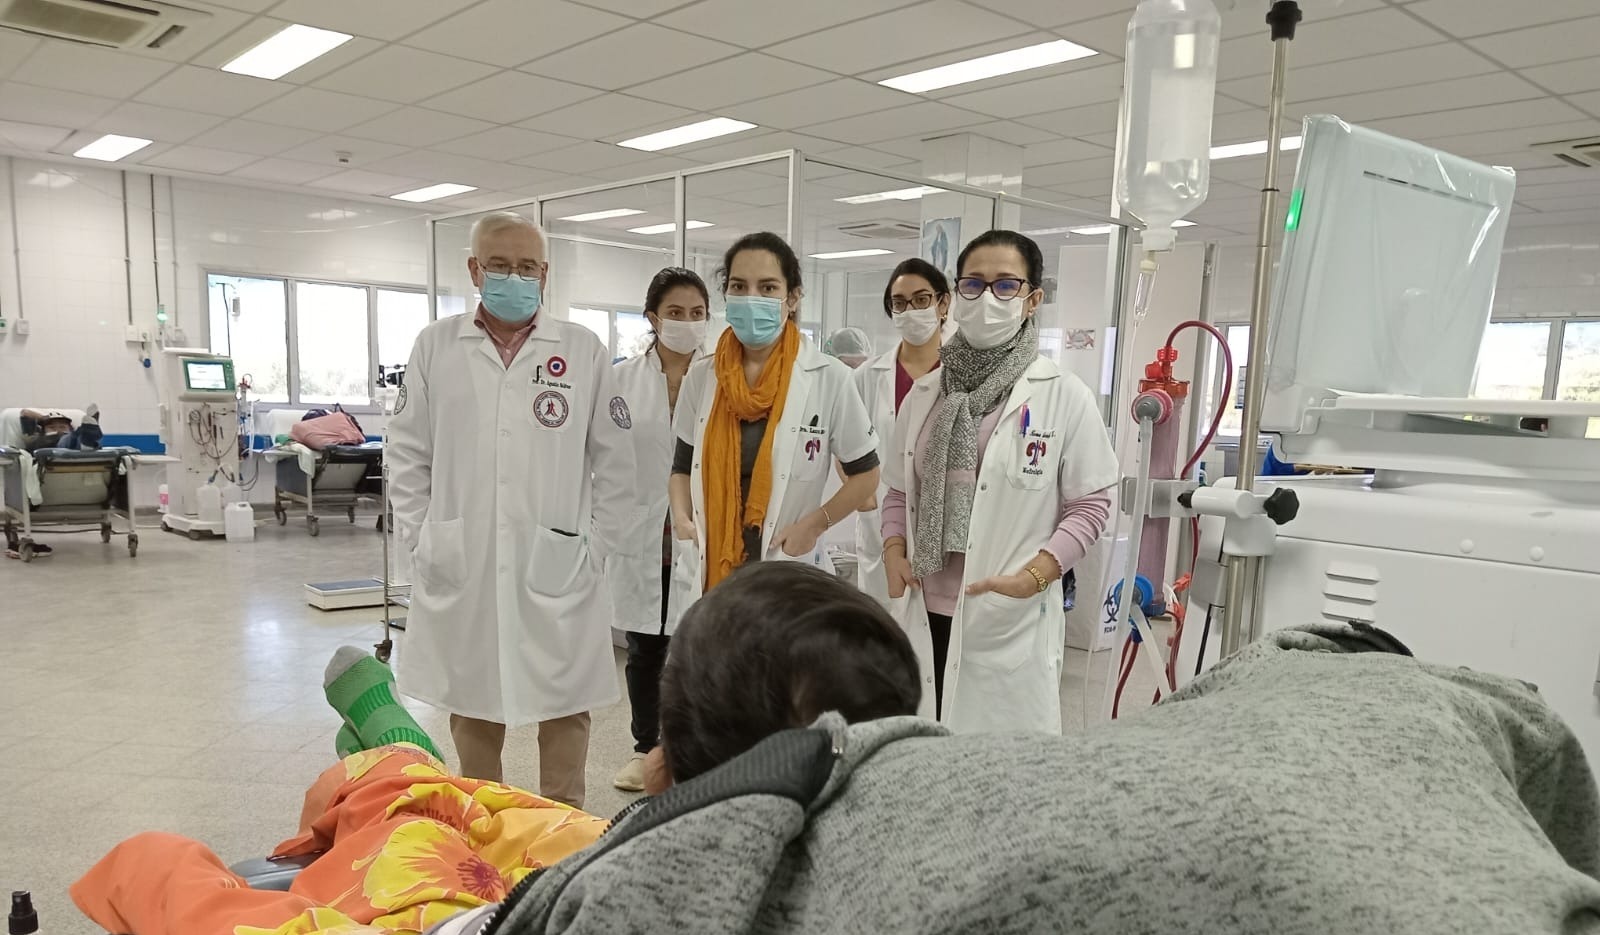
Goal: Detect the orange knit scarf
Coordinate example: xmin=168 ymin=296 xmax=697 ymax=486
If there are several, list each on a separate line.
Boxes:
xmin=703 ymin=322 xmax=800 ymax=589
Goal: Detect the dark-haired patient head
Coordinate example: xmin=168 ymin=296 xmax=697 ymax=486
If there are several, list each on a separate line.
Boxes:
xmin=654 ymin=562 xmax=921 ymax=789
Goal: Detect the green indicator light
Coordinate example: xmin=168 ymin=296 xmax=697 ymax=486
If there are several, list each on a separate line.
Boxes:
xmin=1285 ymin=188 xmax=1305 ymax=231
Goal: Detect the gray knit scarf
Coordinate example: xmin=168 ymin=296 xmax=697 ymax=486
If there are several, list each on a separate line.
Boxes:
xmin=913 ymin=318 xmax=1038 ymax=577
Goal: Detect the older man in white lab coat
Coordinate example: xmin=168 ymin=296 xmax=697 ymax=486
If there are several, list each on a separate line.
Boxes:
xmin=387 ymin=211 xmax=635 ymax=808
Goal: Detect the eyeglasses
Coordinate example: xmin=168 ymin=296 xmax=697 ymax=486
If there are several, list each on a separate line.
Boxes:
xmin=481 ymin=259 xmax=546 ymax=279
xmin=889 ymin=292 xmax=940 ymax=313
xmin=955 ymin=276 xmax=1029 ymax=301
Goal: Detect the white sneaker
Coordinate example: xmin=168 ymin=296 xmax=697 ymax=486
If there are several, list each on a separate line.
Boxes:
xmin=613 ymin=752 xmax=647 ymax=792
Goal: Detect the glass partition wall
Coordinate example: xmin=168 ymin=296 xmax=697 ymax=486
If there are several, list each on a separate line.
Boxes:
xmin=428 ymin=151 xmax=1133 ymax=415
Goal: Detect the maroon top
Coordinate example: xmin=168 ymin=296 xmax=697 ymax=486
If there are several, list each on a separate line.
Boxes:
xmin=895 ymin=357 xmax=938 ymax=413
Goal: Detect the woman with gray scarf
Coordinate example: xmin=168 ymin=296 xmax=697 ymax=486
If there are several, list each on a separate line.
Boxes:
xmin=879 ymin=231 xmax=1119 ymax=735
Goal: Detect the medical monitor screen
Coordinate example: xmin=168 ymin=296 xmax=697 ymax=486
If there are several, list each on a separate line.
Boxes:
xmin=184 ymin=360 xmax=232 ymax=392
xmin=1264 ymin=115 xmax=1516 ymax=413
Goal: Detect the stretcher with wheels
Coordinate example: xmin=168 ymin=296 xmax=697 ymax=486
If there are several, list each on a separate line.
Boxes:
xmin=0 ymin=445 xmax=139 ymax=562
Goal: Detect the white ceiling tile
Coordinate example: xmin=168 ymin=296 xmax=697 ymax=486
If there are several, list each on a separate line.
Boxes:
xmin=1017 ymin=101 xmax=1120 ymax=139
xmin=664 ymin=129 xmax=789 ymax=163
xmin=959 ymin=121 xmax=1057 ymax=146
xmin=407 ymin=0 xmax=632 ymax=68
xmin=522 ymin=94 xmax=694 ymax=141
xmin=1220 ymin=0 xmax=1387 ymax=39
xmin=1467 ymin=15 xmax=1600 ymax=69
xmin=0 ymin=119 xmax=71 ymax=152
xmin=203 ymin=0 xmax=276 ymax=9
xmin=314 ymin=46 xmax=498 ymax=104
xmin=768 ymin=0 xmax=1033 ymax=76
xmin=432 ymin=126 xmax=587 ymax=159
xmin=1367 ymin=99 xmax=1590 ymax=141
xmin=515 ymin=141 xmax=661 ymax=174
xmin=274 ymin=134 xmax=410 ymax=167
xmin=1045 ymin=12 xmax=1136 ymax=56
xmin=308 ymin=169 xmax=427 ymax=195
xmin=243 ymin=87 xmax=400 ymax=133
xmin=130 ymin=5 xmax=253 ymax=64
xmin=1217 ymin=43 xmax=1496 ymax=108
xmin=1290 ymin=72 xmax=1547 ymax=124
xmin=725 ymin=80 xmax=920 ymax=130
xmin=807 ymin=145 xmax=918 ymax=171
xmin=91 ymin=102 xmax=222 ymax=143
xmin=8 ymin=43 xmax=174 ymax=99
xmin=1022 ymin=136 xmax=1114 ymax=167
xmin=629 ymin=54 xmax=835 ymax=110
xmin=227 ymin=158 xmax=344 ymax=185
xmin=266 ymin=0 xmax=476 ymax=41
xmin=1023 ymin=158 xmax=1113 ymax=188
xmin=1566 ymin=90 xmax=1600 ymax=119
xmin=134 ymin=66 xmax=289 ymax=117
xmin=143 ymin=146 xmax=261 ymax=174
xmin=522 ymin=24 xmax=742 ymax=90
xmin=658 ymin=0 xmax=922 ymax=48
xmin=1218 ymin=8 xmax=1447 ymax=82
xmin=345 ymin=107 xmax=496 ymax=147
xmin=0 ymin=29 xmax=39 ymax=81
xmin=1419 ymin=121 xmax=1600 ymax=159
xmin=0 ymin=83 xmax=118 ymax=127
xmin=801 ymin=100 xmax=981 ymax=145
xmin=1520 ymin=60 xmax=1600 ymax=96
xmin=573 ymin=0 xmax=694 ymax=16
xmin=422 ymin=72 xmax=604 ymax=124
xmin=938 ymin=62 xmax=1125 ymax=117
xmin=582 ymin=155 xmax=699 ymax=181
xmin=184 ymin=119 xmax=322 ymax=157
xmin=1405 ymin=0 xmax=1599 ymax=39
xmin=964 ymin=0 xmax=1136 ymax=30
xmin=364 ymin=150 xmax=545 ymax=190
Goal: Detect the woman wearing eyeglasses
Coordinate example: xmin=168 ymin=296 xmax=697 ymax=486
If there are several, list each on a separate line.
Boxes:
xmin=850 ymin=258 xmax=950 ymax=607
xmin=881 ymin=230 xmax=1119 ymax=735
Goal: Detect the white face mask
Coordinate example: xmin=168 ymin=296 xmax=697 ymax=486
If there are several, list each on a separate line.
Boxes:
xmin=656 ymin=318 xmax=707 ymax=355
xmin=951 ymin=292 xmax=1025 ymax=350
xmin=892 ymin=306 xmax=942 ymax=347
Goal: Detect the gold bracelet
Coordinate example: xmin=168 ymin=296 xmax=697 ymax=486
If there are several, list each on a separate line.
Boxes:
xmin=1024 ymin=566 xmax=1049 ymax=593
xmin=821 ymin=506 xmax=834 ymax=528
xmin=883 ymin=536 xmax=907 ymax=554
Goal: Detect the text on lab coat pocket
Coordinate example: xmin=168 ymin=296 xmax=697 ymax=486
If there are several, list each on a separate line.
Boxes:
xmin=795 ymin=420 xmax=830 ymax=481
xmin=1007 ymin=428 xmax=1057 ymax=491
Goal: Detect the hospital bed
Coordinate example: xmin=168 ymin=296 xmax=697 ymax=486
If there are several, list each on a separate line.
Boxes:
xmin=0 ymin=408 xmax=139 ymax=562
xmin=261 ymin=410 xmax=383 ymax=537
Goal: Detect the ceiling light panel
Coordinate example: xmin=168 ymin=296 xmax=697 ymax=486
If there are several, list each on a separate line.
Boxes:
xmin=835 ymin=186 xmax=944 ymax=205
xmin=880 ymin=39 xmax=1099 ymax=94
xmin=223 ymin=24 xmax=354 ymax=81
xmin=810 ymin=249 xmax=894 ymax=259
xmin=391 ymin=182 xmax=477 ymax=202
xmin=558 ymin=208 xmax=646 ymax=222
xmin=1210 ymin=135 xmax=1302 ymax=160
xmin=74 ymin=134 xmax=153 ymax=162
xmin=629 ymin=221 xmax=713 ymax=235
xmin=617 ymin=117 xmax=757 ymax=152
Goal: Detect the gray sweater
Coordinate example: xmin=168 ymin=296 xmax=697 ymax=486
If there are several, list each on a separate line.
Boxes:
xmin=463 ymin=624 xmax=1600 ymax=934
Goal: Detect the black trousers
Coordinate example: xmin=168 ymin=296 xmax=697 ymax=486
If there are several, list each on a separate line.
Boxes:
xmin=928 ymin=612 xmax=953 ymax=720
xmin=624 ymin=566 xmax=672 ymax=754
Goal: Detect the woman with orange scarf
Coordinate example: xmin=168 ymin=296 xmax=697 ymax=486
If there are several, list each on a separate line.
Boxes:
xmin=666 ymin=232 xmax=880 ymax=623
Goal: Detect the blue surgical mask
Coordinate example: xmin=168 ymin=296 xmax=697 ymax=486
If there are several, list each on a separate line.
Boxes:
xmin=724 ymin=295 xmax=785 ymax=348
xmin=480 ymin=272 xmax=542 ymax=323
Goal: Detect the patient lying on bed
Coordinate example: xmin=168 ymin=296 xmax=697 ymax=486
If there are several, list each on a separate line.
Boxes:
xmin=15 ymin=405 xmax=102 ymax=451
xmin=75 ymin=563 xmax=1600 ymax=935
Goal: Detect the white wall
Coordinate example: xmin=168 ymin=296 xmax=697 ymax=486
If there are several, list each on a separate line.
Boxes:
xmin=0 ymin=156 xmax=432 ymax=439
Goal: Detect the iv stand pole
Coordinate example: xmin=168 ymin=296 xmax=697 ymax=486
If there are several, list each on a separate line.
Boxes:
xmin=1218 ymin=0 xmax=1301 ymax=658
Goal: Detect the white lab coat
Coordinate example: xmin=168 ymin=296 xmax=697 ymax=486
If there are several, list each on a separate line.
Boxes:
xmin=608 ymin=345 xmax=698 ymax=636
xmin=386 ymin=312 xmax=636 ymax=726
xmin=850 ymin=349 xmax=902 ymax=607
xmin=667 ymin=340 xmax=878 ymax=629
xmin=887 ymin=355 xmax=1118 ymax=735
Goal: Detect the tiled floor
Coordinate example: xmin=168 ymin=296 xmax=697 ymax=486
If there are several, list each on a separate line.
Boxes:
xmin=0 ymin=513 xmax=1157 ymax=933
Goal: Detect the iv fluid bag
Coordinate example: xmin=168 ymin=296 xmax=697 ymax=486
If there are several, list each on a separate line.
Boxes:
xmin=1116 ymin=0 xmax=1221 ymax=251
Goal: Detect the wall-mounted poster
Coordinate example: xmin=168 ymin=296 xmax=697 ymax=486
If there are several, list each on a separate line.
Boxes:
xmin=920 ymin=217 xmax=959 ymax=285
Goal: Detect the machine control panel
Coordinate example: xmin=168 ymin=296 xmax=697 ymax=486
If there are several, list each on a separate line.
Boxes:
xmin=179 ymin=356 xmax=236 ymax=400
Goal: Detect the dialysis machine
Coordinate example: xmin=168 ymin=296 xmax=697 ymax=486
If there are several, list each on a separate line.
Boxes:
xmin=157 ymin=347 xmax=240 ymax=538
xmin=1170 ymin=117 xmax=1600 ymax=772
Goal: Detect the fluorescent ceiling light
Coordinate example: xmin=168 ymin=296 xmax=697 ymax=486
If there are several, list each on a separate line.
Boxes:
xmin=810 ymin=249 xmax=894 ymax=260
xmin=629 ymin=221 xmax=714 ymax=235
xmin=222 ymin=24 xmax=353 ymax=80
xmin=835 ymin=185 xmax=943 ymax=205
xmin=1210 ymin=135 xmax=1302 ymax=161
xmin=879 ymin=39 xmax=1099 ymax=94
xmin=1069 ymin=225 xmax=1115 ymax=235
xmin=618 ymin=117 xmax=756 ymax=152
xmin=74 ymin=134 xmax=152 ymax=162
xmin=391 ymin=183 xmax=477 ymax=203
xmin=1173 ymin=219 xmax=1196 ymax=228
xmin=558 ymin=208 xmax=646 ymax=222
xmin=1023 ymin=226 xmax=1076 ymax=237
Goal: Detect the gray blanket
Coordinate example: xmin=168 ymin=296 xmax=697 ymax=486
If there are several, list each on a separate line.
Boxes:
xmin=467 ymin=624 xmax=1600 ymax=934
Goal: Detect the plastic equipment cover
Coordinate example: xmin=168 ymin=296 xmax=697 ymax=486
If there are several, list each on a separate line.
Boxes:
xmin=1261 ymin=115 xmax=1517 ymax=434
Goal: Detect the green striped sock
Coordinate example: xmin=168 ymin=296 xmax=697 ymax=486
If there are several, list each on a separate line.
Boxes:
xmin=336 ymin=724 xmax=362 ymax=758
xmin=323 ymin=646 xmax=443 ymax=760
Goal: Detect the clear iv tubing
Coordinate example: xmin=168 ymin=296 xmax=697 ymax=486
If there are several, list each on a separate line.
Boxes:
xmin=1098 ymin=414 xmax=1156 ymax=721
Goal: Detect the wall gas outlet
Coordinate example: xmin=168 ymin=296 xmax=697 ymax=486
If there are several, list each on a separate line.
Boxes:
xmin=125 ymin=325 xmax=150 ymax=344
xmin=13 ymin=319 xmax=28 ymax=335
